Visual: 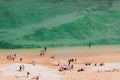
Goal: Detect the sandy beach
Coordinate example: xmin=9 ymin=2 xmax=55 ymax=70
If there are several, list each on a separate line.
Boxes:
xmin=0 ymin=46 xmax=120 ymax=80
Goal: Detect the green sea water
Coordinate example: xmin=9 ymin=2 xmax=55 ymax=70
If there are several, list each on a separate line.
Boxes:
xmin=0 ymin=0 xmax=120 ymax=49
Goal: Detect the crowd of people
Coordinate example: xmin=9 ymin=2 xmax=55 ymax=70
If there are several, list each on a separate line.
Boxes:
xmin=57 ymin=58 xmax=77 ymax=71
xmin=5 ymin=47 xmax=48 ymax=80
xmin=7 ymin=54 xmax=16 ymax=61
xmin=3 ymin=46 xmax=120 ymax=80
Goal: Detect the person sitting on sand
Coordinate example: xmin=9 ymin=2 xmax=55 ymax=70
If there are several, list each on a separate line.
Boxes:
xmin=32 ymin=59 xmax=35 ymax=65
xmin=57 ymin=61 xmax=60 ymax=66
xmin=88 ymin=63 xmax=91 ymax=66
xmin=85 ymin=62 xmax=91 ymax=66
xmin=94 ymin=63 xmax=97 ymax=66
xmin=50 ymin=55 xmax=55 ymax=59
xmin=71 ymin=59 xmax=74 ymax=62
xmin=100 ymin=62 xmax=104 ymax=66
xmin=71 ymin=64 xmax=74 ymax=69
xmin=7 ymin=55 xmax=9 ymax=60
xmin=36 ymin=76 xmax=39 ymax=80
xmin=40 ymin=50 xmax=45 ymax=56
xmin=32 ymin=76 xmax=39 ymax=80
xmin=58 ymin=66 xmax=63 ymax=71
xmin=11 ymin=56 xmax=15 ymax=61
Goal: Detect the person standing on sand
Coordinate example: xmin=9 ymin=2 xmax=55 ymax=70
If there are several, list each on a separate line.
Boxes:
xmin=68 ymin=59 xmax=71 ymax=66
xmin=44 ymin=46 xmax=47 ymax=52
xmin=22 ymin=65 xmax=25 ymax=71
xmin=14 ymin=54 xmax=16 ymax=58
xmin=19 ymin=65 xmax=22 ymax=71
xmin=27 ymin=72 xmax=30 ymax=78
xmin=58 ymin=61 xmax=60 ymax=66
xmin=74 ymin=58 xmax=77 ymax=63
xmin=20 ymin=58 xmax=22 ymax=62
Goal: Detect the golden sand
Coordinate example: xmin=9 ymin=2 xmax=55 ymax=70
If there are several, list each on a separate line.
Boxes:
xmin=0 ymin=46 xmax=120 ymax=80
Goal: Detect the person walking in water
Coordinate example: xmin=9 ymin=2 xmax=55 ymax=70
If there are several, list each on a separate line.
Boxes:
xmin=89 ymin=42 xmax=92 ymax=48
xmin=52 ymin=27 xmax=56 ymax=32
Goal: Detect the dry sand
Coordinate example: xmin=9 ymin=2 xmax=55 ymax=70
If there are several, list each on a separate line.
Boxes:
xmin=0 ymin=63 xmax=63 ymax=80
xmin=0 ymin=46 xmax=120 ymax=80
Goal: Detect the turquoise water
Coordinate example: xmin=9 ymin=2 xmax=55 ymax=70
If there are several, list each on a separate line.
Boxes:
xmin=0 ymin=0 xmax=120 ymax=48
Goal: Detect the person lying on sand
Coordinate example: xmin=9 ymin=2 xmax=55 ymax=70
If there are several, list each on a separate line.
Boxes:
xmin=58 ymin=64 xmax=73 ymax=71
xmin=77 ymin=68 xmax=85 ymax=72
xmin=50 ymin=55 xmax=55 ymax=59
xmin=32 ymin=76 xmax=39 ymax=80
